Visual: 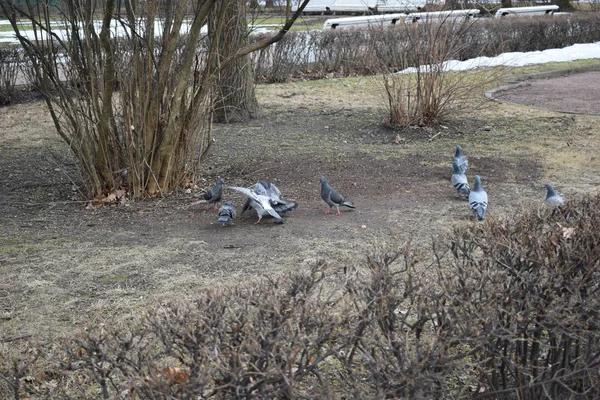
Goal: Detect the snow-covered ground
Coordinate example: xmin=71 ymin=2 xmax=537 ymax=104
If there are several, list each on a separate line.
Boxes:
xmin=400 ymin=41 xmax=600 ymax=73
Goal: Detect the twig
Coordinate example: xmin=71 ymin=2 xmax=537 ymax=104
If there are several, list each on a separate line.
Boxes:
xmin=0 ymin=334 xmax=32 ymax=343
xmin=320 ymin=107 xmax=346 ymax=116
xmin=22 ymin=200 xmax=89 ymax=206
xmin=428 ymin=131 xmax=442 ymax=141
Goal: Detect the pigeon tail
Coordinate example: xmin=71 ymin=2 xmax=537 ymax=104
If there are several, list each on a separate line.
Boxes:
xmin=217 ymin=215 xmax=231 ymax=223
xmin=475 ymin=206 xmax=486 ymax=221
xmin=341 ymin=201 xmax=355 ymax=209
xmin=454 ymin=182 xmax=470 ymax=199
xmin=266 ymin=208 xmax=284 ymax=222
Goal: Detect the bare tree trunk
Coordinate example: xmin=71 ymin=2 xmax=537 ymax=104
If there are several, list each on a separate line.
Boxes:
xmin=211 ymin=0 xmax=259 ymax=123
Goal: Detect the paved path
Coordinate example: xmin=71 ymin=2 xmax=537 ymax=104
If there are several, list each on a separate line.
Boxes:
xmin=492 ymin=70 xmax=600 ymax=115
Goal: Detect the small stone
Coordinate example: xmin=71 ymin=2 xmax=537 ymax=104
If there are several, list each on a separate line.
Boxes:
xmin=483 ymin=125 xmax=492 ymax=131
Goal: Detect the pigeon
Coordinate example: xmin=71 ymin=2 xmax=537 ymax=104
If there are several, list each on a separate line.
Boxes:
xmin=225 ymin=186 xmax=284 ymax=224
xmin=242 ymin=180 xmax=298 ymax=215
xmin=545 ymin=184 xmax=564 ymax=207
xmin=451 ymin=160 xmax=470 ymax=199
xmin=453 ymin=145 xmax=468 ymax=175
xmin=545 ymin=184 xmax=564 ymax=215
xmin=320 ymin=177 xmax=355 ymax=215
xmin=217 ymin=201 xmax=237 ymax=225
xmin=468 ymin=175 xmax=488 ymax=221
xmin=201 ymin=178 xmax=224 ymax=210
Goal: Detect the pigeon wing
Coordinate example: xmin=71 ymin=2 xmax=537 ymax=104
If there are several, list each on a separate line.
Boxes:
xmin=328 ymin=187 xmax=346 ymax=205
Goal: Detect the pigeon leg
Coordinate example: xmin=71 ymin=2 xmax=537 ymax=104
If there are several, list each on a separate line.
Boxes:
xmin=336 ymin=208 xmax=343 ymax=216
xmin=325 ymin=209 xmax=332 ymax=214
xmin=204 ymin=204 xmax=212 ymax=211
xmin=254 ymin=215 xmax=262 ymax=225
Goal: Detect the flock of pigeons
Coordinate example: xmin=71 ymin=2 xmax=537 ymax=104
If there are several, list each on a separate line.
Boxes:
xmin=199 ymin=145 xmax=564 ymax=226
xmin=451 ymin=145 xmax=565 ymax=220
xmin=199 ymin=176 xmax=355 ymax=225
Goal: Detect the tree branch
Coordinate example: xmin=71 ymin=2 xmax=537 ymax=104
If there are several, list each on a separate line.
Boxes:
xmin=227 ymin=0 xmax=311 ymax=62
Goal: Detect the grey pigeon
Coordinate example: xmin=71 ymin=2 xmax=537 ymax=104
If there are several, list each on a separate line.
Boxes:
xmin=320 ymin=177 xmax=355 ymax=215
xmin=201 ymin=178 xmax=224 ymax=210
xmin=217 ymin=201 xmax=237 ymax=225
xmin=545 ymin=184 xmax=564 ymax=215
xmin=468 ymin=175 xmax=488 ymax=221
xmin=545 ymin=184 xmax=564 ymax=206
xmin=453 ymin=145 xmax=468 ymax=175
xmin=242 ymin=180 xmax=298 ymax=215
xmin=451 ymin=160 xmax=470 ymax=199
xmin=226 ymin=186 xmax=284 ymax=224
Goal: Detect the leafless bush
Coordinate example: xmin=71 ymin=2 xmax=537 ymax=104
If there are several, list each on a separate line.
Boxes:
xmin=441 ymin=197 xmax=600 ymax=399
xmin=383 ymin=19 xmax=491 ymax=127
xmin=252 ymin=13 xmax=600 ymax=84
xmin=0 ymin=45 xmax=21 ymax=105
xmin=0 ymin=0 xmax=215 ymax=199
xmin=3 ymin=196 xmax=600 ymax=399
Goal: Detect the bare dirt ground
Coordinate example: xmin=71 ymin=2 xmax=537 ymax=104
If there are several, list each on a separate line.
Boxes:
xmin=2 ymin=63 xmax=600 ymax=344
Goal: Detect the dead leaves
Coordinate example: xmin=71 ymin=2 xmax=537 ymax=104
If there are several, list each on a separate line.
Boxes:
xmin=145 ymin=367 xmax=190 ymax=387
xmin=392 ymin=134 xmax=406 ymax=144
xmin=86 ymin=190 xmax=127 ymax=209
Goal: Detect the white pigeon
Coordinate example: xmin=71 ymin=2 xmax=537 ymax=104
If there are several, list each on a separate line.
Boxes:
xmin=225 ymin=186 xmax=284 ymax=224
xmin=242 ymin=180 xmax=298 ymax=215
xmin=468 ymin=175 xmax=488 ymax=221
xmin=451 ymin=160 xmax=470 ymax=199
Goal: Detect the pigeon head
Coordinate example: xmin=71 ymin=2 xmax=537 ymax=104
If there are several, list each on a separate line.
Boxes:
xmin=455 ymin=145 xmax=463 ymax=157
xmin=545 ymin=184 xmax=556 ymax=197
xmin=473 ymin=175 xmax=482 ymax=190
xmin=216 ymin=178 xmax=224 ymax=185
xmin=258 ymin=180 xmax=269 ymax=189
xmin=320 ymin=177 xmax=328 ymax=185
xmin=224 ymin=200 xmax=233 ymax=206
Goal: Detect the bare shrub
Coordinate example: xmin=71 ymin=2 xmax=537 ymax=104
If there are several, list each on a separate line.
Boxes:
xmin=383 ymin=19 xmax=491 ymax=127
xmin=0 ymin=0 xmax=310 ymax=198
xmin=0 ymin=45 xmax=21 ymax=105
xmin=441 ymin=197 xmax=600 ymax=398
xmin=252 ymin=13 xmax=600 ymax=84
